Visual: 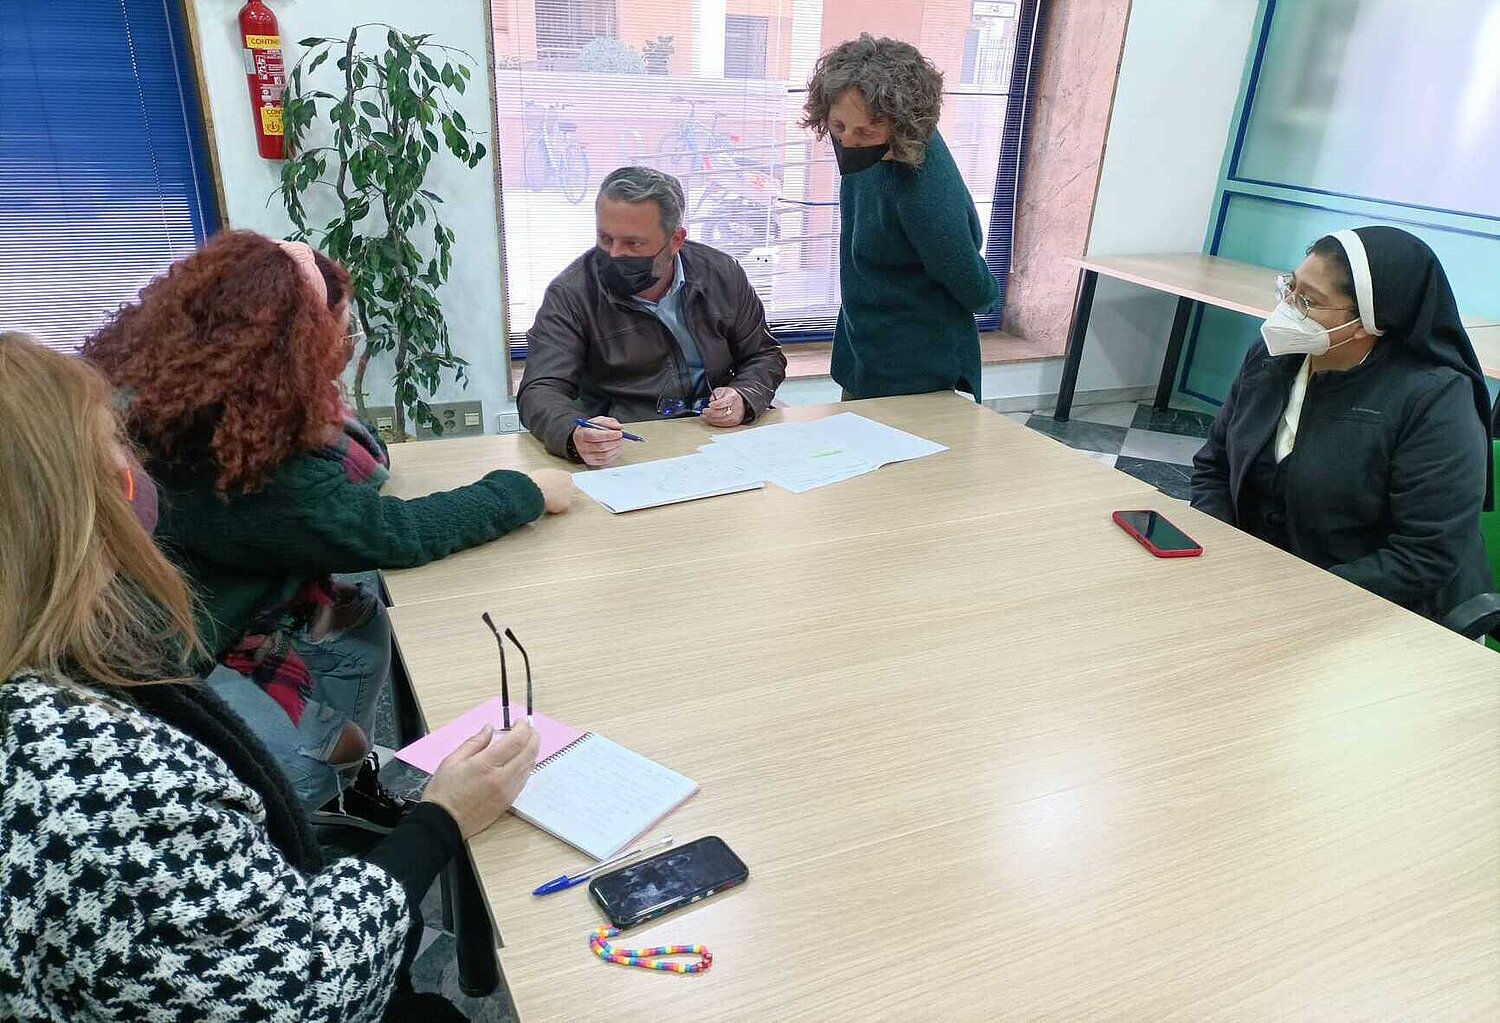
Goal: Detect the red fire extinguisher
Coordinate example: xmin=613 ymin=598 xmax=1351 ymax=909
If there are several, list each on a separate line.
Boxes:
xmin=239 ymin=0 xmax=285 ymax=160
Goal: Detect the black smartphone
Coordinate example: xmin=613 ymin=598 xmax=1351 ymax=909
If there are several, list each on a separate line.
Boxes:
xmin=588 ymin=836 xmax=748 ymax=930
xmin=1112 ymin=509 xmax=1203 ymax=558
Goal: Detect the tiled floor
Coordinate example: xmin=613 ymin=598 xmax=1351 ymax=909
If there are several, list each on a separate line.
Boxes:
xmin=1008 ymin=401 xmax=1215 ymax=502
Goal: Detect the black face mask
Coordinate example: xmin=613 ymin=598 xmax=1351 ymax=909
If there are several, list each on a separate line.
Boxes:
xmin=599 ymin=243 xmax=669 ymax=298
xmin=831 ymin=136 xmax=890 ymax=176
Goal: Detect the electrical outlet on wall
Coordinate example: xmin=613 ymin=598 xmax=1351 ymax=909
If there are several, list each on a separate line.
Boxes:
xmin=496 ymin=410 xmax=524 ymax=434
xmin=415 ymin=401 xmax=485 ymax=439
xmin=362 ymin=406 xmax=399 ymax=445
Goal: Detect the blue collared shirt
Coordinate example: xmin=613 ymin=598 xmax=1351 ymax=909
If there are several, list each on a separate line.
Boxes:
xmin=631 ymin=255 xmax=707 ymax=397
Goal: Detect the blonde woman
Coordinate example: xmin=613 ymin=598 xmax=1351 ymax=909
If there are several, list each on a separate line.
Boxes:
xmin=0 ymin=332 xmax=537 ymax=1022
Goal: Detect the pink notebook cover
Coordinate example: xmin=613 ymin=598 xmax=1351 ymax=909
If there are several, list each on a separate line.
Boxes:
xmin=394 ymin=698 xmax=584 ymax=774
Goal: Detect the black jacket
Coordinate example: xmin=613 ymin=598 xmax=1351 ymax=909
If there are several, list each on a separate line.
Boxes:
xmin=1192 ymin=341 xmax=1491 ymax=622
xmin=517 ymin=241 xmax=788 ymax=458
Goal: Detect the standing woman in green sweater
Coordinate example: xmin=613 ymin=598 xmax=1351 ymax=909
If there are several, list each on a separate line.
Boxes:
xmin=84 ymin=231 xmax=572 ymax=831
xmin=802 ymin=34 xmax=999 ymax=401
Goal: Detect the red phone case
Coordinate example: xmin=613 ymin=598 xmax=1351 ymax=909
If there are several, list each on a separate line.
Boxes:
xmin=1112 ymin=510 xmax=1202 ymax=558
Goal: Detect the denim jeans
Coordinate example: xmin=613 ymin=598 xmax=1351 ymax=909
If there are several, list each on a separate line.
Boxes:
xmin=206 ymin=594 xmax=391 ymax=809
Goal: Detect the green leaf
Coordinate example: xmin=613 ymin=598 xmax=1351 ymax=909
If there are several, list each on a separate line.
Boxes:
xmin=451 ymin=110 xmax=467 ymax=132
xmin=307 ymin=50 xmax=329 ymax=75
xmin=419 ymin=189 xmax=444 ymax=204
xmin=458 ymin=64 xmax=472 ymax=80
xmin=440 ymin=119 xmax=461 ymax=151
xmin=454 ymin=75 xmax=467 ymax=95
xmin=361 ymin=100 xmax=381 ymax=117
xmin=472 ymin=142 xmax=486 ymax=163
xmin=297 ymin=36 xmax=328 ymax=47
xmin=440 ymin=65 xmax=455 ymax=88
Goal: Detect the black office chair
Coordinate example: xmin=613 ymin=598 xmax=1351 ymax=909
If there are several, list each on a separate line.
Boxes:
xmin=1441 ymin=592 xmax=1500 ymax=641
xmin=1440 ymin=396 xmax=1500 ymax=643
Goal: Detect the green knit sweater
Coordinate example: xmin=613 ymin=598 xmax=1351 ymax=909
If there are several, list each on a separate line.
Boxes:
xmin=833 ymin=130 xmax=999 ymax=400
xmin=153 ymin=452 xmax=544 ymax=658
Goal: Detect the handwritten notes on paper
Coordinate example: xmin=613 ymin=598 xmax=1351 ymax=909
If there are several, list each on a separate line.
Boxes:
xmin=572 ymin=413 xmax=948 ymax=512
xmin=571 ymin=451 xmax=765 ymax=513
xmin=703 ymin=413 xmax=948 ymax=494
xmin=509 ymin=735 xmax=698 ymax=859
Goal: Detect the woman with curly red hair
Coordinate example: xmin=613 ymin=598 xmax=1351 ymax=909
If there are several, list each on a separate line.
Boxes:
xmin=84 ymin=230 xmax=572 ymax=831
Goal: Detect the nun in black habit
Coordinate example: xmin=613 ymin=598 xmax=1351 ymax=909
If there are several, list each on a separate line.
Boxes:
xmin=1191 ymin=225 xmax=1492 ymax=624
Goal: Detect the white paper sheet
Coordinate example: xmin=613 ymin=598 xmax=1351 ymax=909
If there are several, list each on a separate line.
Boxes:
xmin=805 ymin=412 xmax=949 ymax=466
xmin=705 ymin=413 xmax=946 ymax=494
xmin=510 ymin=735 xmax=698 ymax=860
xmin=572 ymin=451 xmax=765 ymax=513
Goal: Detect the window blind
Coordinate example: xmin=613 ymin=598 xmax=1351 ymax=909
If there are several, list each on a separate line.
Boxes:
xmin=0 ymin=0 xmax=219 ymax=352
xmin=490 ymin=0 xmax=1042 ymax=353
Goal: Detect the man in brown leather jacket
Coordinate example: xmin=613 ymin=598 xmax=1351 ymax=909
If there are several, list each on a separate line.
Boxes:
xmin=517 ymin=166 xmax=787 ymax=466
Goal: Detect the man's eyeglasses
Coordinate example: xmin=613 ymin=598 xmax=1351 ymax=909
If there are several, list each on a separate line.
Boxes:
xmin=481 ymin=612 xmax=532 ymax=729
xmin=1275 ymin=273 xmax=1354 ymax=322
xmin=656 ymin=381 xmax=773 ymax=418
xmin=656 ymin=393 xmax=714 ymax=417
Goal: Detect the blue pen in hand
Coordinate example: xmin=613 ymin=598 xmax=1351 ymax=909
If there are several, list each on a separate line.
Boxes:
xmin=532 ymin=836 xmax=675 ymax=896
xmin=574 ymin=418 xmax=646 ymax=443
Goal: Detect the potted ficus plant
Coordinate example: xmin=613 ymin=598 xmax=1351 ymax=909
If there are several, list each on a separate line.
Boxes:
xmin=278 ymin=24 xmax=487 ymax=439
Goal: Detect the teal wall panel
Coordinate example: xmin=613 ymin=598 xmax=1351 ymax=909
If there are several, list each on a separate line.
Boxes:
xmin=1183 ymin=0 xmax=1500 ymax=406
xmin=1183 ymin=192 xmax=1500 ymax=401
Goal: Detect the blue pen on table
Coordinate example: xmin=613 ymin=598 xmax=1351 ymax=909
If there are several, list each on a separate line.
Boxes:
xmin=574 ymin=418 xmax=646 ymax=443
xmin=532 ymin=836 xmax=675 ymax=897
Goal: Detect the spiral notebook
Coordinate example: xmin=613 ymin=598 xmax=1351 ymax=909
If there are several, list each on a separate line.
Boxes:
xmin=395 ymin=699 xmax=698 ymax=860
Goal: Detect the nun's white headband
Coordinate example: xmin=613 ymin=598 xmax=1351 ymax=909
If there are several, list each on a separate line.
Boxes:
xmin=1330 ymin=229 xmax=1384 ymax=337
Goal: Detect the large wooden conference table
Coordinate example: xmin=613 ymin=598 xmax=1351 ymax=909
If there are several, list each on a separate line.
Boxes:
xmin=383 ymin=394 xmax=1499 ymax=1021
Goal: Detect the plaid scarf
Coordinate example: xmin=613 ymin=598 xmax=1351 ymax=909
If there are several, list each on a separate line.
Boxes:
xmin=218 ymin=413 xmax=388 ymax=724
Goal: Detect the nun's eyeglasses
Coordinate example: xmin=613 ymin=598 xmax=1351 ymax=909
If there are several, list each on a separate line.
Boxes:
xmin=1275 ymin=273 xmax=1355 ymax=322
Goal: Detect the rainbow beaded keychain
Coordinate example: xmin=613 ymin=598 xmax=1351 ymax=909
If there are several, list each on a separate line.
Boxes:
xmin=589 ymin=926 xmax=713 ymax=974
